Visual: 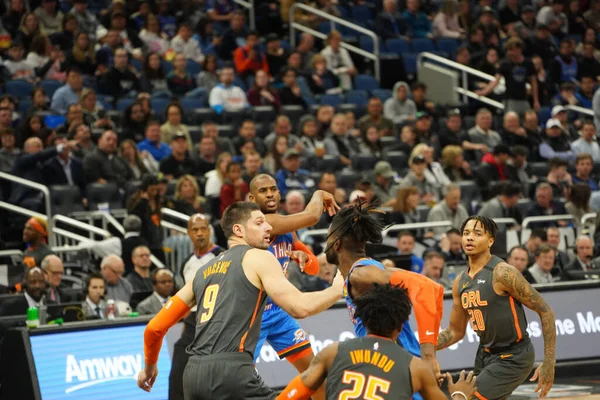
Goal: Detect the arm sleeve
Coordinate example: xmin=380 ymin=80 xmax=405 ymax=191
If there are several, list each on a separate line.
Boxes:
xmin=293 ymin=239 xmax=319 ymax=276
xmin=390 ymin=270 xmax=444 ymax=345
xmin=144 ymin=295 xmax=191 ymax=364
xmin=276 ymin=375 xmax=315 ymax=400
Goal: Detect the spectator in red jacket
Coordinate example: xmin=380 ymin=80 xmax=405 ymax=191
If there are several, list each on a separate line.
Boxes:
xmin=233 ymin=30 xmax=269 ymax=79
xmin=219 ymin=161 xmax=249 ymax=216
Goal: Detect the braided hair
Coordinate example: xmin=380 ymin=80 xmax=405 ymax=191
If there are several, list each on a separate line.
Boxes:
xmin=459 ymin=215 xmax=498 ymax=239
xmin=354 ymin=283 xmax=412 ymax=337
xmin=325 ymin=202 xmax=386 ymax=252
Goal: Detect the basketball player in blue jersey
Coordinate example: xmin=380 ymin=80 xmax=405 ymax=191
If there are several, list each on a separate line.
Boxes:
xmin=249 ymin=173 xmax=340 ymax=400
xmin=323 ymin=202 xmax=445 ymax=393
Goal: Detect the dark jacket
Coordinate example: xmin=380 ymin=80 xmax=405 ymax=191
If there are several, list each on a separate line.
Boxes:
xmin=42 ymin=156 xmax=87 ymax=196
xmin=82 ymin=148 xmax=133 ymax=186
xmin=98 ymin=66 xmax=140 ymax=99
xmin=10 ymin=147 xmax=59 ymax=205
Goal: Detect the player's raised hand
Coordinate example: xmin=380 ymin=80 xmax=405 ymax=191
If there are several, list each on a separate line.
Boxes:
xmin=447 ymin=370 xmax=477 ymax=400
xmin=137 ymin=364 xmax=158 ymax=392
xmin=286 ymin=250 xmax=309 ymax=272
xmin=530 ymin=360 xmax=555 ymax=398
xmin=321 ymin=191 xmax=341 ymax=216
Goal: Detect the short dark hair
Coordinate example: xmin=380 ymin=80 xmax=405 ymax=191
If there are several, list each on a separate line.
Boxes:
xmin=221 ymin=201 xmax=261 ymax=237
xmin=86 ymin=272 xmax=105 ymax=292
xmin=354 ymin=283 xmax=412 ymax=337
xmin=398 ymin=230 xmax=414 ymax=240
xmin=460 ymin=216 xmax=498 ymax=240
xmin=246 ymin=30 xmax=258 ymax=38
xmin=575 ymin=152 xmax=593 ymax=164
xmin=530 ymin=228 xmax=547 ymax=241
xmin=549 ymin=157 xmax=568 ymax=169
xmin=508 ymin=245 xmax=528 ymax=258
xmin=501 ymin=182 xmax=522 ymax=198
xmin=226 ymin=161 xmax=241 ymax=173
xmin=511 ymin=145 xmax=528 ymax=157
xmin=411 ymin=82 xmax=427 ymax=91
xmin=446 ymin=228 xmax=460 ymax=236
xmin=580 ymin=120 xmax=596 ymax=130
xmin=146 ymin=119 xmax=161 ymax=128
xmin=424 ymin=251 xmax=444 ymax=263
xmin=535 ymin=243 xmax=555 ymax=257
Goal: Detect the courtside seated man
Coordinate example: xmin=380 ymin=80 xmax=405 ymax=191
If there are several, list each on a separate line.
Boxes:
xmin=437 ymin=216 xmax=556 ymax=399
xmin=137 ymin=202 xmax=343 ymax=399
xmin=323 ymin=203 xmax=445 ymax=380
xmin=249 ymin=173 xmax=340 ymax=399
xmin=277 ymin=283 xmax=478 ymax=400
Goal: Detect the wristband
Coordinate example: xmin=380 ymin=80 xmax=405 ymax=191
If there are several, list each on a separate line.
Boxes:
xmin=451 ymin=391 xmax=468 ymax=400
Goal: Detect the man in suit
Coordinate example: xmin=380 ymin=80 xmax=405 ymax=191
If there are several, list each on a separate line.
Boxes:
xmin=526 ymin=182 xmax=569 ymax=229
xmin=546 ymin=227 xmax=570 ymax=273
xmin=10 ymin=137 xmax=79 ymax=211
xmin=42 ymin=135 xmax=87 ymax=200
xmin=126 ymin=245 xmax=153 ymax=293
xmin=136 ymin=269 xmax=174 ymax=315
xmin=478 ymin=182 xmax=523 ymax=225
xmin=41 ymin=255 xmax=71 ymax=304
xmin=375 ymin=0 xmax=406 ymax=39
xmin=562 ymin=236 xmax=596 ymax=281
xmin=0 ymin=267 xmax=50 ymax=316
xmin=82 ymin=272 xmax=107 ymax=319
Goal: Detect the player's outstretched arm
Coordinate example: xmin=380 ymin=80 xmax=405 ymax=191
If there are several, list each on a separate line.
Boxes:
xmin=412 ymin=358 xmax=477 ymax=400
xmin=137 ymin=281 xmax=196 ymax=393
xmin=436 ymin=276 xmax=469 ymax=351
xmin=493 ymin=262 xmax=556 ymax=398
xmin=247 ymin=249 xmax=343 ymax=318
xmin=265 ymin=190 xmax=340 ymax=235
xmin=276 ymin=343 xmax=338 ymax=400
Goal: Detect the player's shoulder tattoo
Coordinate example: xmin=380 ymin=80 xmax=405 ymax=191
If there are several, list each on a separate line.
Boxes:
xmin=493 ymin=262 xmax=549 ymax=313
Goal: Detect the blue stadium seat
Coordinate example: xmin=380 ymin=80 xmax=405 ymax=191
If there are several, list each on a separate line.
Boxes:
xmin=345 ymin=90 xmax=369 ymax=107
xmin=359 ymin=36 xmax=383 ymax=53
xmin=538 ymin=106 xmax=551 ymax=126
xmin=371 ymin=89 xmax=393 ymax=102
xmin=320 ymin=93 xmax=344 ymax=107
xmin=411 ymin=38 xmax=436 ymax=54
xmin=222 ymin=109 xmax=248 ymax=125
xmin=150 ymin=98 xmax=169 ymax=115
xmin=252 ymin=106 xmax=276 ymax=123
xmin=192 ymin=108 xmax=218 ymax=125
xmin=161 ymin=59 xmax=173 ymax=74
xmin=385 ymin=151 xmax=408 ymax=170
xmin=436 ymin=38 xmax=459 ymax=58
xmin=97 ymin=95 xmax=114 ymax=110
xmin=130 ymin=58 xmax=143 ymax=71
xmin=217 ymin=124 xmax=236 ymax=139
xmin=281 ymin=105 xmax=305 ymax=126
xmin=186 ymin=60 xmax=202 ymax=75
xmin=180 ymin=97 xmax=206 ymax=112
xmin=6 ymin=80 xmax=33 ymax=98
xmin=232 ymin=78 xmax=247 ymax=91
xmin=116 ymin=98 xmax=134 ymax=112
xmin=354 ymin=75 xmax=380 ymax=91
xmin=403 ymin=54 xmax=418 ymax=74
xmin=280 ymin=39 xmax=291 ymax=51
xmin=18 ymin=99 xmax=31 ymax=115
xmin=352 ymin=154 xmax=377 ymax=171
xmin=40 ymin=80 xmax=63 ymax=98
xmin=351 ymin=5 xmax=372 ymax=24
xmin=385 ymin=38 xmax=411 ymax=54
xmin=319 ymin=22 xmax=332 ymax=35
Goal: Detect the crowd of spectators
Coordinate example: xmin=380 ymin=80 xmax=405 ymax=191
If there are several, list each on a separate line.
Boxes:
xmin=0 ymin=0 xmax=599 ymax=319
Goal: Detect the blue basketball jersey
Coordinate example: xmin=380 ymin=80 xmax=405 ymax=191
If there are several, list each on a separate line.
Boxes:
xmin=344 ymin=258 xmax=421 ymax=358
xmin=266 ymin=233 xmax=294 ymax=307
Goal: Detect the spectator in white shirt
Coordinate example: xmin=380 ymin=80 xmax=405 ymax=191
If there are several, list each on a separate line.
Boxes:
xmin=139 ymin=13 xmax=170 ymax=55
xmin=571 ymin=120 xmax=600 ymax=162
xmin=432 ymin=0 xmax=464 ymax=39
xmin=320 ymin=30 xmax=356 ymax=90
xmin=170 ymin=22 xmax=204 ymax=63
xmin=209 ymin=66 xmax=249 ymax=114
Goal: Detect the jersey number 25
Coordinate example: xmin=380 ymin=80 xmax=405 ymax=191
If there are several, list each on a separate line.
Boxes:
xmin=339 ymin=371 xmax=390 ymax=400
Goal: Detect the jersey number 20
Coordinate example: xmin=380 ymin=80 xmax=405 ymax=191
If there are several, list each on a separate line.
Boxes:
xmin=467 ymin=309 xmax=485 ymax=331
xmin=200 ymin=284 xmax=220 ymax=323
xmin=339 ymin=371 xmax=390 ymax=400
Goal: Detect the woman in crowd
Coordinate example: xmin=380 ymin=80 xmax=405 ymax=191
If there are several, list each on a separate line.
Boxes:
xmin=17 ymin=114 xmax=51 ymax=147
xmin=119 ymin=139 xmax=159 ymax=179
xmin=432 ymin=0 xmax=464 ymax=39
xmin=16 ymin=12 xmax=40 ymax=52
xmin=247 ymin=69 xmax=280 ymax=110
xmin=392 ymin=186 xmax=421 ymax=224
xmin=27 ymin=87 xmax=49 ymax=114
xmin=167 ymin=53 xmax=197 ymax=97
xmin=307 ymin=54 xmax=339 ymax=95
xmin=196 ymin=54 xmax=219 ymax=93
xmin=140 ymin=52 xmax=169 ymax=94
xmin=410 ymin=143 xmax=451 ymax=188
xmin=320 ymin=30 xmax=356 ymax=90
xmin=63 ymin=31 xmax=96 ymax=85
xmin=139 ymin=14 xmax=170 ymax=55
xmin=566 ymin=183 xmax=591 ymax=228
xmin=359 ymin=124 xmax=384 ymax=157
xmin=161 ymin=102 xmax=192 ymax=148
xmin=441 ymin=145 xmax=472 ymax=182
xmin=26 ymin=34 xmax=65 ymax=81
xmin=299 ymin=115 xmax=325 ymax=159
xmin=122 ymin=101 xmax=149 ymax=143
xmin=204 ymin=152 xmax=232 ymax=197
xmin=263 ymin=135 xmax=288 ymax=175
xmin=167 ymin=174 xmax=206 ymax=215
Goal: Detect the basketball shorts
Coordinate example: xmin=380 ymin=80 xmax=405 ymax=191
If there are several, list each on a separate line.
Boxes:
xmin=254 ymin=304 xmax=312 ymax=362
xmin=473 ymin=339 xmax=536 ymax=400
xmin=184 ymin=353 xmax=277 ymax=400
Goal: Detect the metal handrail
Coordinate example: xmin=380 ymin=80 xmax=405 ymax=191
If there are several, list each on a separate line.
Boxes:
xmin=492 ymin=218 xmax=519 ymax=225
xmin=234 ymin=0 xmax=255 ymax=30
xmin=418 ymin=52 xmax=496 ymax=82
xmin=0 ymin=171 xmax=53 ymax=244
xmin=0 ymin=201 xmax=46 ymax=219
xmin=73 ymin=210 xmax=126 ymax=236
xmin=522 ymin=214 xmax=574 ymax=229
xmin=289 ymin=2 xmax=381 ymax=81
xmin=162 ymin=220 xmax=187 ymax=235
xmin=383 ymin=221 xmax=451 ymax=236
xmin=582 ymin=212 xmax=597 ymax=224
xmin=299 ymin=229 xmax=329 ymax=242
xmin=565 ymin=105 xmax=594 ymax=117
xmin=50 ymin=214 xmax=111 ymax=240
xmin=0 ymin=250 xmax=23 ymax=258
xmin=52 ymin=228 xmax=95 ymax=243
xmin=161 ymin=207 xmax=191 ymax=225
xmin=455 ymin=87 xmax=505 ymax=109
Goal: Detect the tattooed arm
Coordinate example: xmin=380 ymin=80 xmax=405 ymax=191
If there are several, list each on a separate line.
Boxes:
xmin=436 ymin=274 xmax=469 ymax=351
xmin=494 ymin=263 xmax=556 ymax=398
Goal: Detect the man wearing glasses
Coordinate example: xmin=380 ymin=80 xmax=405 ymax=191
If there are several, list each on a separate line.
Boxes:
xmin=127 ymin=246 xmax=154 ymax=293
xmin=41 ymin=255 xmax=69 ymax=303
xmin=100 ymin=254 xmax=133 ymax=304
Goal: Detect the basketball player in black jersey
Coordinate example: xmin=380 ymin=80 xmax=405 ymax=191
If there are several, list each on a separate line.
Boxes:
xmin=277 ymin=283 xmax=477 ymax=400
xmin=169 ymin=214 xmax=225 ymax=400
xmin=437 ymin=216 xmax=556 ymax=400
xmin=137 ymin=202 xmax=344 ymax=399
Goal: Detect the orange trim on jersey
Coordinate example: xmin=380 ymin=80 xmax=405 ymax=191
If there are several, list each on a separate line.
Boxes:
xmin=286 ymin=347 xmax=314 ymax=363
xmin=239 ymin=289 xmax=264 ymax=352
xmin=277 ymin=339 xmax=311 ymax=357
xmin=509 ymin=296 xmax=523 ymax=342
xmin=367 ymin=334 xmax=395 ymax=342
xmin=474 ymin=391 xmax=489 ymax=400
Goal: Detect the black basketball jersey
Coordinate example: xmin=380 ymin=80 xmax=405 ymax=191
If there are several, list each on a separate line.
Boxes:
xmin=187 ymin=245 xmax=267 ymax=357
xmin=457 ymin=255 xmax=529 ymax=349
xmin=326 ymin=336 xmax=414 ymax=400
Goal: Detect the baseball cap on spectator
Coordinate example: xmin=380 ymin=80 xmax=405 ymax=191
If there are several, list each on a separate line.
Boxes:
xmin=411 ymin=154 xmax=427 ymax=164
xmin=551 ymin=105 xmax=566 ymax=117
xmin=349 ymin=190 xmax=367 ymax=203
xmin=482 ymin=6 xmax=496 ymax=16
xmin=447 ymin=108 xmax=461 ymax=117
xmin=522 ymin=5 xmax=534 ymax=13
xmin=171 ymin=132 xmax=187 ymax=141
xmin=416 ymin=111 xmax=430 ymax=119
xmin=546 ymin=118 xmax=562 ymax=129
xmin=493 ymin=144 xmax=513 ymax=157
xmin=374 ymin=161 xmax=395 ymax=178
xmin=266 ymin=33 xmax=279 ymax=43
xmin=282 ymin=148 xmax=301 ymax=160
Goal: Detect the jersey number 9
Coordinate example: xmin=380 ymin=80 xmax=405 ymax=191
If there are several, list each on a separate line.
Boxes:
xmin=200 ymin=284 xmax=220 ymax=323
xmin=339 ymin=371 xmax=390 ymax=400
